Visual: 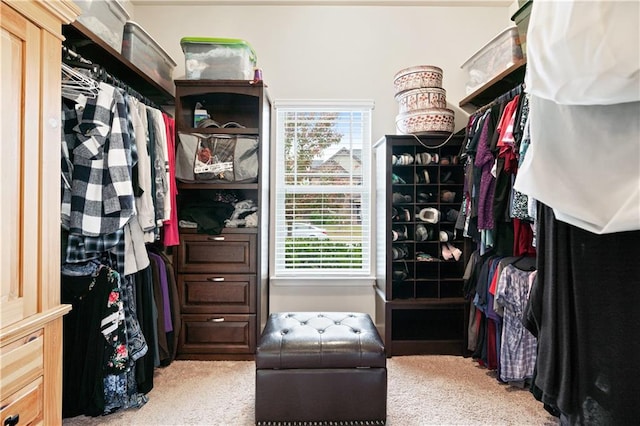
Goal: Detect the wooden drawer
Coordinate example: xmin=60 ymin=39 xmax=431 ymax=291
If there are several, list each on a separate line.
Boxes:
xmin=178 ymin=314 xmax=256 ymax=354
xmin=178 ymin=274 xmax=256 ymax=314
xmin=0 ymin=376 xmax=43 ymax=426
xmin=0 ymin=330 xmax=44 ymax=399
xmin=178 ymin=233 xmax=256 ymax=274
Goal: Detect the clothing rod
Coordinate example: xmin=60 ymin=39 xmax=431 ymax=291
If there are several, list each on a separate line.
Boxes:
xmin=473 ymin=83 xmax=525 ymax=115
xmin=61 ymin=45 xmax=161 ymax=109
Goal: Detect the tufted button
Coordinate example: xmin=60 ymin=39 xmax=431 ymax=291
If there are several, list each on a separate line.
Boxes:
xmin=353 ymin=329 xmax=361 ymax=334
xmin=318 ymin=329 xmax=324 ymax=334
xmin=335 ymin=321 xmax=341 ymax=325
xmin=300 ymin=321 xmax=306 ymax=325
xmin=317 ymin=314 xmax=323 ymax=317
xmin=281 ymin=329 xmax=289 ymax=335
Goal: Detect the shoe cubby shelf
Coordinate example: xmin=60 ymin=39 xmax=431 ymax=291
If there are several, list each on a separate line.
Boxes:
xmin=374 ymin=134 xmax=469 ymax=356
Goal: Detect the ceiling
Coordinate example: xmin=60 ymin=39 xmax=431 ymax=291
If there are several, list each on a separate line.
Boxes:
xmin=130 ymin=0 xmax=512 ymax=6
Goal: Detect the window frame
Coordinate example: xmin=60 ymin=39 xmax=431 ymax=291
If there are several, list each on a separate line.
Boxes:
xmin=270 ymin=99 xmax=375 ymax=280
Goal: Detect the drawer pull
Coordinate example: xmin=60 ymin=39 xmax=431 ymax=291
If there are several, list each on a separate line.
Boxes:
xmin=208 ymin=317 xmax=225 ymax=322
xmin=207 ymin=236 xmax=225 ymax=241
xmin=4 ymin=414 xmax=19 ymax=426
xmin=207 ymin=277 xmax=225 ymax=282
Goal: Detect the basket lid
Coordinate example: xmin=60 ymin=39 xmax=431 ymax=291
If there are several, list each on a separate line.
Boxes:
xmin=180 ymin=37 xmax=257 ymax=63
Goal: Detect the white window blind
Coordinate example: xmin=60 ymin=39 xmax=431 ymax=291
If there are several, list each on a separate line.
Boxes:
xmin=273 ymin=100 xmax=373 ymax=276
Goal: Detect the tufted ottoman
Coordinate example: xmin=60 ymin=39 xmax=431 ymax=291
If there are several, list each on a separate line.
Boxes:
xmin=255 ymin=312 xmax=387 ymax=425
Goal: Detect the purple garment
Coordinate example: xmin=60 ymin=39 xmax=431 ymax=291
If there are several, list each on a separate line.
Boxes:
xmin=147 ymin=252 xmax=173 ymax=333
xmin=474 ymin=116 xmax=497 ymax=230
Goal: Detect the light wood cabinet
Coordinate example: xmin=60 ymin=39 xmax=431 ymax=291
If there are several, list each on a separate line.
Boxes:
xmin=0 ymin=1 xmax=78 ymax=424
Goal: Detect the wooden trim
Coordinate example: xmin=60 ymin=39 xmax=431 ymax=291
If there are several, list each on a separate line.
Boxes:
xmin=40 ymin=31 xmax=63 ymax=310
xmin=0 ymin=306 xmax=72 ymax=345
xmin=3 ymin=0 xmax=79 ymax=37
xmin=43 ymin=318 xmax=64 ymax=425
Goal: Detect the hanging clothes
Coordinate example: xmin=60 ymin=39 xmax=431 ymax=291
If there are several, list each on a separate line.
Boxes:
xmin=162 ymin=113 xmax=180 ymax=246
xmin=60 ymin=55 xmax=180 ymax=418
xmin=525 ymin=204 xmax=640 ymax=424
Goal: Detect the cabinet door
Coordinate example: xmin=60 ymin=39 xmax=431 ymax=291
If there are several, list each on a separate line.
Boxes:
xmin=1 ymin=3 xmax=41 ymax=328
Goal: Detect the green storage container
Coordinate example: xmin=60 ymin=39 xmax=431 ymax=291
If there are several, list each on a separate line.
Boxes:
xmin=180 ymin=37 xmax=257 ymax=80
xmin=511 ymin=0 xmax=533 ymax=57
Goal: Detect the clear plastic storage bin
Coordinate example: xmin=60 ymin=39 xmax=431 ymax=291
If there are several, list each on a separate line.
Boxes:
xmin=122 ymin=21 xmax=177 ymax=94
xmin=180 ymin=37 xmax=257 ymax=80
xmin=461 ymin=26 xmax=524 ymax=95
xmin=75 ymin=0 xmax=129 ymax=52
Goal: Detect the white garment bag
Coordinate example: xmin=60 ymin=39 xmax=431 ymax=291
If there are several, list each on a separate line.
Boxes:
xmin=525 ymin=0 xmax=640 ymax=105
xmin=515 ymin=0 xmax=640 ymax=234
xmin=514 ymin=96 xmax=640 ymax=234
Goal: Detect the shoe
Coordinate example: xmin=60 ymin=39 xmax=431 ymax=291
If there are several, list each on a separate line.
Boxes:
xmin=392 ymin=173 xmax=406 ymax=184
xmin=440 ymin=190 xmax=456 ymax=203
xmin=440 ymin=171 xmax=453 ymax=184
xmin=430 ymin=153 xmax=439 ymax=164
xmin=415 ymin=224 xmax=428 ymax=242
xmin=417 ymin=192 xmax=433 ymax=203
xmin=397 ymin=208 xmax=410 ymax=221
xmin=392 ymin=192 xmax=412 ymax=204
xmin=445 ymin=208 xmax=459 ymax=222
xmin=439 ymin=155 xmax=459 ymax=166
xmin=392 ymin=244 xmax=409 ymax=260
xmin=391 ymin=154 xmax=398 ymax=165
xmin=446 ymin=242 xmax=462 ymax=261
xmin=418 ymin=207 xmax=440 ymax=224
xmin=392 ymin=225 xmax=408 ymax=241
xmin=441 ymin=243 xmax=454 ymax=260
xmin=392 ymin=207 xmax=410 ymax=222
xmin=439 ymin=230 xmax=454 ymax=242
xmin=416 ymin=252 xmax=439 ymax=262
xmin=398 ymin=153 xmax=414 ymax=165
xmin=415 ymin=170 xmax=430 ymax=184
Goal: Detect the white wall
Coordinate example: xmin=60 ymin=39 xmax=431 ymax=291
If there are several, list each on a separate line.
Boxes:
xmin=130 ymin=3 xmax=513 ymax=137
xmin=129 ymin=2 xmax=514 ymax=316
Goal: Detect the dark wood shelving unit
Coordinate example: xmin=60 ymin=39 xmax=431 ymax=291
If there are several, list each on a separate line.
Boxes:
xmin=458 ymin=59 xmax=526 ymax=109
xmin=62 ymin=21 xmax=175 ymax=105
xmin=174 ymin=80 xmax=271 ymax=361
xmin=177 ymin=182 xmax=259 ymax=191
xmin=373 ymin=134 xmax=469 ymax=357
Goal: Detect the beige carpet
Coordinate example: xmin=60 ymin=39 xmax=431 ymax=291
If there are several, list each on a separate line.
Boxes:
xmin=63 ymin=356 xmax=559 ymax=426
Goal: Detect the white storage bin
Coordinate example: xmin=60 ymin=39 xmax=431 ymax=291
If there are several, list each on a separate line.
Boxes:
xmin=181 ymin=37 xmax=257 ymax=80
xmin=122 ymin=21 xmax=177 ymax=94
xmin=75 ymin=0 xmax=129 ymax=52
xmin=461 ymin=26 xmax=524 ymax=95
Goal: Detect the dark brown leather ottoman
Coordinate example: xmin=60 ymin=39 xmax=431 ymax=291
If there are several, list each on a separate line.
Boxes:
xmin=255 ymin=312 xmax=387 ymax=425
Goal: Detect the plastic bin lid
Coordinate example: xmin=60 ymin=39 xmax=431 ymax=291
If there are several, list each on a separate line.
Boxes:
xmin=180 ymin=37 xmax=257 ymax=62
xmin=460 ymin=25 xmax=520 ymax=69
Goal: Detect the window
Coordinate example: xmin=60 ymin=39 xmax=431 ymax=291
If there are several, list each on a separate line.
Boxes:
xmin=273 ymin=100 xmax=374 ymax=276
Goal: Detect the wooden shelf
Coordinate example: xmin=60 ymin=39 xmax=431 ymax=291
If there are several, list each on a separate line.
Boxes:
xmin=458 ymin=59 xmax=527 ymax=109
xmin=177 ymin=182 xmax=259 ymax=190
xmin=62 ymin=21 xmax=175 ymax=105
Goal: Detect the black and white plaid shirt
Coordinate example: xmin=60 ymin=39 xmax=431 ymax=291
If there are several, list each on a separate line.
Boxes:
xmin=64 ymin=82 xmax=136 ymax=237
